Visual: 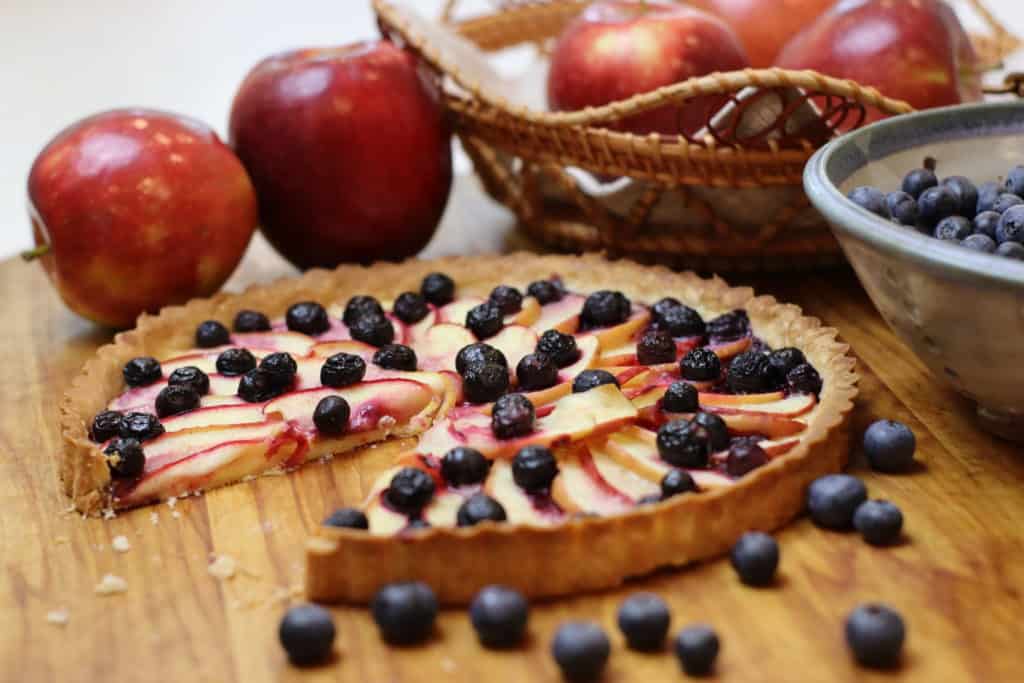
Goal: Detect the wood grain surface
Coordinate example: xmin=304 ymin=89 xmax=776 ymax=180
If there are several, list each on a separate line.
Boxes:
xmin=1 ymin=176 xmax=1022 ymax=683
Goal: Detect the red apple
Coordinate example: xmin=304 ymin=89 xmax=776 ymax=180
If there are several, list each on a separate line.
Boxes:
xmin=702 ymin=0 xmax=835 ymax=68
xmin=229 ymin=41 xmax=453 ymax=269
xmin=547 ymin=1 xmax=749 ymax=136
xmin=27 ymin=109 xmax=257 ymax=328
xmin=776 ymin=0 xmax=982 ymax=116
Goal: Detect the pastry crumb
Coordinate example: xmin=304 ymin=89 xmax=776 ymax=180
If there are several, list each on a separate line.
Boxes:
xmin=208 ymin=555 xmax=237 ymax=580
xmin=150 ymin=511 xmax=159 ymax=526
xmin=171 ymin=510 xmax=181 ymax=519
xmin=46 ymin=609 xmax=70 ymax=626
xmin=166 ymin=496 xmax=177 ymax=509
xmin=94 ymin=574 xmax=128 ymax=595
xmin=112 ymin=535 xmax=131 ymax=553
xmin=101 ymin=508 xmax=117 ymax=520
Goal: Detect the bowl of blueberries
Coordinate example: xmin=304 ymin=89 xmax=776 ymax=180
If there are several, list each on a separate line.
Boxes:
xmin=804 ymin=100 xmax=1024 ymax=441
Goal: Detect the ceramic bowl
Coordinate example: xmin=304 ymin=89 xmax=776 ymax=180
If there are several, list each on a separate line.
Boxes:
xmin=804 ymin=101 xmax=1024 ymax=442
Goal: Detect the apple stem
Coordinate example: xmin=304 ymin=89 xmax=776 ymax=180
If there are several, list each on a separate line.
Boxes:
xmin=20 ymin=244 xmax=51 ymax=261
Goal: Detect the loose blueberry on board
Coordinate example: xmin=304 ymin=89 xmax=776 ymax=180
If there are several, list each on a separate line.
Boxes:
xmin=933 ymin=215 xmax=972 ymax=242
xmin=462 ymin=363 xmax=510 ymax=404
xmin=693 ymin=411 xmax=730 ymax=452
xmin=259 ymin=352 xmax=298 ymax=389
xmin=680 ymin=348 xmax=721 ymax=382
xmin=286 ymin=301 xmax=330 ymax=335
xmin=491 ymin=393 xmax=535 ymax=439
xmin=155 ymin=384 xmax=200 ymax=418
xmin=637 ymin=327 xmax=677 ymax=365
xmin=551 ymin=622 xmax=611 ymax=682
xmin=469 ymin=585 xmax=530 ymax=648
xmin=322 ymin=506 xmax=368 ymax=529
xmin=997 ymin=241 xmax=1024 ymax=260
xmin=658 ymin=304 xmax=706 ymax=338
xmin=372 ymin=344 xmax=418 ymax=371
xmin=572 ymin=369 xmax=619 ymax=394
xmin=123 ymin=356 xmax=162 ymax=387
xmin=807 ymin=474 xmax=868 ymax=529
xmin=1006 ymin=165 xmax=1024 ymax=196
xmin=456 ymin=342 xmax=508 ymax=375
xmin=941 ymin=175 xmax=978 ymax=218
xmin=661 ymin=468 xmax=698 ymax=498
xmin=661 ymin=381 xmax=699 ymax=413
xmin=168 ymin=366 xmax=210 ymax=396
xmin=349 ymin=313 xmax=395 ymax=347
xmin=512 ymin=445 xmax=559 ymax=492
xmin=863 ymin=419 xmax=916 ymax=472
xmin=617 ymin=593 xmax=671 ymax=651
xmin=195 ymin=320 xmax=231 ymax=348
xmin=730 ymin=531 xmax=779 ymax=586
xmin=886 ymin=191 xmax=918 ymax=226
xmin=962 ymin=234 xmax=996 ymax=253
xmin=527 ymin=279 xmax=563 ymax=305
xmin=320 ymin=352 xmax=367 ymax=388
xmin=489 ymin=284 xmax=523 ymax=315
xmin=580 ymin=290 xmax=631 ymax=328
xmin=216 ymin=348 xmax=257 ymax=376
xmin=104 ymin=437 xmax=146 ymax=478
xmin=847 ymin=186 xmax=889 ymax=218
xmin=342 ymin=295 xmax=384 ymax=326
xmin=901 ymin=167 xmax=937 ymax=199
xmin=917 ymin=185 xmax=958 ymax=227
xmin=657 ymin=419 xmax=710 ymax=468
xmin=456 ymin=493 xmax=508 ymax=527
xmin=725 ymin=440 xmax=769 ymax=477
xmin=440 ymin=446 xmax=491 ymax=486
xmin=233 ymin=309 xmax=271 ymax=332
xmin=420 ymin=272 xmax=455 ymax=306
xmin=385 ymin=467 xmax=436 ymax=515
xmin=278 ymin=604 xmax=336 ymax=666
xmin=674 ymin=625 xmax=720 ymax=676
xmin=996 ymin=205 xmax=1024 ymax=244
xmin=119 ymin=412 xmax=165 ymax=442
xmin=536 ymin=330 xmax=580 ymax=367
xmin=972 ymin=210 xmax=1001 ymax=239
xmin=727 ymin=351 xmax=778 ymax=394
xmin=313 ymin=395 xmax=351 ymax=435
xmin=787 ymin=363 xmax=823 ymax=395
xmin=707 ymin=310 xmax=749 ymax=341
xmin=392 ymin=291 xmax=430 ymax=324
xmin=976 ymin=181 xmax=1001 ymax=214
xmin=845 ymin=604 xmax=906 ymax=669
xmin=466 ymin=301 xmax=505 ymax=340
xmin=768 ymin=348 xmax=806 ymax=377
xmin=991 ymin=192 xmax=1023 ymax=215
xmin=90 ymin=410 xmax=123 ymax=443
xmin=237 ymin=369 xmax=280 ymax=403
xmin=371 ymin=582 xmax=439 ymax=645
xmin=853 ymin=500 xmax=904 ymax=546
xmin=516 ymin=352 xmax=559 ymax=391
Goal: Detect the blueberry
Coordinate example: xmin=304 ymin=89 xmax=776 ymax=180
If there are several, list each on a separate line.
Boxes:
xmin=941 ymin=175 xmax=978 ymax=218
xmin=580 ymin=290 xmax=631 ymax=328
xmin=469 ymin=585 xmax=529 ymax=648
xmin=323 ymin=506 xmax=368 ymax=529
xmin=726 ymin=351 xmax=778 ymax=394
xmin=466 ymin=301 xmax=504 ymax=340
xmin=551 ymin=622 xmax=610 ymax=682
xmin=617 ymin=593 xmax=671 ymax=650
xmin=976 ymin=181 xmax=1001 ymax=214
xmin=491 ymin=393 xmax=535 ymax=439
xmin=536 ymin=330 xmax=580 ymax=367
xmin=962 ymin=234 xmax=995 ymax=253
xmin=651 ymin=297 xmax=682 ymax=322
xmin=997 ymin=240 xmax=1024 ymax=260
xmin=707 ymin=310 xmax=749 ymax=341
xmin=237 ymin=368 xmax=281 ymax=403
xmin=286 ymin=301 xmax=329 ymax=335
xmin=349 ymin=313 xmax=394 ymax=347
xmin=972 ymin=210 xmax=1001 ymax=239
xmin=996 ymin=205 xmax=1024 ymax=243
xmin=787 ymin=363 xmax=823 ymax=395
xmin=168 ymin=366 xmax=210 ymax=396
xmin=847 ymin=186 xmax=889 ymax=218
xmin=155 ymin=384 xmax=200 ymax=417
xmin=693 ymin=411 xmax=730 ymax=451
xmin=489 ymin=285 xmax=523 ymax=315
xmin=637 ymin=328 xmax=677 ymax=365
xmin=768 ymin=347 xmax=806 ymax=377
xmin=233 ymin=309 xmax=270 ymax=332
xmin=320 ymin=352 xmax=366 ymax=388
xmin=636 ymin=493 xmax=663 ymax=506
xmin=313 ymin=395 xmax=350 ymax=434
xmin=863 ymin=419 xmax=916 ymax=472
xmin=845 ymin=604 xmax=905 ymax=669
xmin=658 ymin=305 xmax=706 ymax=338
xmin=279 ymin=604 xmax=336 ymax=666
xmin=343 ymin=295 xmax=384 ymax=326
xmin=104 ymin=437 xmax=145 ymax=478
xmin=933 ymin=215 xmax=971 ymax=242
xmin=420 ymin=272 xmax=455 ymax=306
xmin=807 ymin=474 xmax=868 ymax=529
xmin=405 ymin=518 xmax=431 ymax=532
xmin=917 ymin=185 xmax=958 ymax=227
xmin=371 ymin=582 xmax=438 ymax=645
xmin=462 ymin=363 xmax=510 ymax=404
xmin=571 ymin=369 xmax=619 ymax=394
xmin=512 ymin=445 xmax=558 ymax=492
xmin=656 ymin=419 xmax=709 ymax=468
xmin=516 ymin=352 xmax=559 ymax=390
xmin=441 ymin=446 xmax=491 ymax=486
xmin=725 ymin=440 xmax=769 ymax=477
xmin=661 ymin=381 xmax=699 ymax=413
xmin=457 ymin=493 xmax=507 ymax=527
xmin=392 ymin=291 xmax=430 ymax=324
xmin=195 ymin=320 xmax=230 ymax=348
xmin=456 ymin=342 xmax=508 ymax=375
xmin=885 ymin=191 xmax=918 ymax=226
xmin=119 ymin=412 xmax=164 ymax=442
xmin=259 ymin=352 xmax=298 ymax=389
xmin=730 ymin=531 xmax=779 ymax=586
xmin=674 ymin=625 xmax=720 ymax=676
xmin=372 ymin=343 xmax=417 ymax=371
xmin=526 ymin=279 xmax=563 ymax=305
xmin=853 ymin=500 xmax=904 ymax=546
xmin=991 ymin=192 xmax=1023 ymax=214
xmin=385 ymin=467 xmax=435 ymax=515
xmin=216 ymin=348 xmax=256 ymax=376
xmin=661 ymin=468 xmax=697 ymax=498
xmin=901 ymin=167 xmax=937 ymax=199
xmin=123 ymin=356 xmax=162 ymax=387
xmin=680 ymin=348 xmax=721 ymax=382
xmin=89 ymin=410 xmax=123 ymax=443
xmin=1005 ymin=165 xmax=1024 ymax=196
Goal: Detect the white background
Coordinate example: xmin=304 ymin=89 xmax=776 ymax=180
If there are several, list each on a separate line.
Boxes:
xmin=1 ymin=0 xmax=1022 ymax=260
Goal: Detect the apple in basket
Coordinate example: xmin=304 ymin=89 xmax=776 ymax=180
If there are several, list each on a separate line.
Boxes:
xmin=547 ymin=1 xmax=750 ymax=137
xmin=776 ymin=0 xmax=983 ymax=117
xmin=229 ymin=41 xmax=453 ymax=269
xmin=701 ymin=0 xmax=835 ymax=68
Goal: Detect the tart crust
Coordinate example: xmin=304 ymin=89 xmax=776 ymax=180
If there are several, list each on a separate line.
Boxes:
xmin=61 ymin=254 xmax=856 ymax=603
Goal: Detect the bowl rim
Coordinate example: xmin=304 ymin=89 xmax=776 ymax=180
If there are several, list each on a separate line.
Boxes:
xmin=804 ymin=100 xmax=1024 ymax=289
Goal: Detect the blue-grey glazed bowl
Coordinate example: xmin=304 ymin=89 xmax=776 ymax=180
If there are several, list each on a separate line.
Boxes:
xmin=804 ymin=101 xmax=1024 ymax=442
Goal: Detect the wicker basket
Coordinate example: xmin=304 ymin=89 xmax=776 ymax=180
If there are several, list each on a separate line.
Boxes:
xmin=375 ymin=0 xmax=1020 ymax=271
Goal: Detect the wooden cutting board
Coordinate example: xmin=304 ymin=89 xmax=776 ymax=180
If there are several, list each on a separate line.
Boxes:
xmin=1 ymin=176 xmax=1021 ymax=682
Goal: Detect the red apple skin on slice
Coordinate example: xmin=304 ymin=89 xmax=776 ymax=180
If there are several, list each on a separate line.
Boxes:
xmin=264 ymin=379 xmax=437 ymax=434
xmin=231 ymin=331 xmax=316 ymax=356
xmin=159 ymin=403 xmax=266 ymax=432
xmin=530 ymin=294 xmax=586 ymax=334
xmin=109 ymin=374 xmax=243 ymax=413
xmin=550 ymin=449 xmax=634 ymax=516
